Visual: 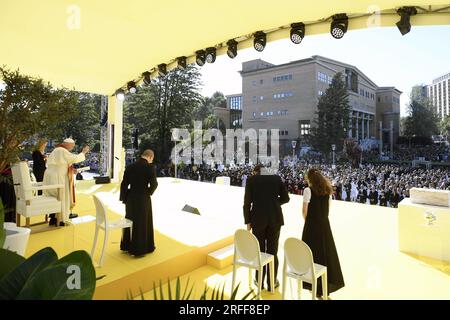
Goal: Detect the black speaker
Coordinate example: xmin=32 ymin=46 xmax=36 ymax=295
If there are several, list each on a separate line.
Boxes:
xmin=182 ymin=204 xmax=200 ymax=215
xmin=94 ymin=176 xmax=111 ymax=184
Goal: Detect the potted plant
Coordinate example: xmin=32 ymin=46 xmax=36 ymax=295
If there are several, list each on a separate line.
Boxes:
xmin=0 ymin=199 xmax=97 ymax=299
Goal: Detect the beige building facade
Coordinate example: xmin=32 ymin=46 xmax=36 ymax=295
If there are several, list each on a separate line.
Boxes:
xmin=427 ymin=72 xmax=450 ymax=118
xmin=239 ymin=56 xmax=401 ymax=154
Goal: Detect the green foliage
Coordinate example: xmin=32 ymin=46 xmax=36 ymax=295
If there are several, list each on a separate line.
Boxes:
xmin=123 ymin=66 xmax=207 ymax=163
xmin=0 ymin=247 xmax=96 ymax=300
xmin=0 ymin=67 xmax=78 ymax=172
xmin=403 ymin=93 xmax=439 ymax=138
xmin=127 ymin=277 xmax=255 ymax=300
xmin=439 ymin=115 xmax=450 ymax=136
xmin=310 ymin=72 xmax=351 ymax=156
xmin=57 ymin=93 xmax=102 ymax=148
xmin=0 ymin=199 xmax=5 ymax=248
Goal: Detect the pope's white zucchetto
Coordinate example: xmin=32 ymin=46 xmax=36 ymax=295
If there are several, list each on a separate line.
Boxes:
xmin=63 ymin=138 xmax=75 ymax=144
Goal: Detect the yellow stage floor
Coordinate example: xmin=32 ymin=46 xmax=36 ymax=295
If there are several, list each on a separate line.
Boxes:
xmin=24 ymin=178 xmax=450 ymax=300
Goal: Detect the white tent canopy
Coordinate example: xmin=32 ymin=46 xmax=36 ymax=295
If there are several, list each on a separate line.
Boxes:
xmin=1 ymin=1 xmax=449 ymax=95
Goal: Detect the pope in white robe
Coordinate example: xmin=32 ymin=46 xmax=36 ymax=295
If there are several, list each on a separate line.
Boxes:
xmin=43 ymin=138 xmax=89 ymax=224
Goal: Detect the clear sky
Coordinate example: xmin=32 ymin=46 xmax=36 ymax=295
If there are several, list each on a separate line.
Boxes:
xmin=199 ymin=25 xmax=450 ymax=117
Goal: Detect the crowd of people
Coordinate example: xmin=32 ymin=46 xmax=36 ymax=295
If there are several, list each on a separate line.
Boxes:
xmin=173 ymin=158 xmax=450 ymax=208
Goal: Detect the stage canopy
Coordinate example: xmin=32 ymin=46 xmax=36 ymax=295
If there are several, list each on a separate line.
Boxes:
xmin=1 ymin=1 xmax=450 ymax=95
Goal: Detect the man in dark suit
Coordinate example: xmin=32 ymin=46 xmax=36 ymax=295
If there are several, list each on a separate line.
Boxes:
xmin=120 ymin=149 xmax=158 ymax=256
xmin=243 ymin=164 xmax=290 ymax=290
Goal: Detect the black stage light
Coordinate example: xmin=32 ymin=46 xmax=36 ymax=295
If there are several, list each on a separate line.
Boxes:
xmin=177 ymin=56 xmax=187 ymax=69
xmin=290 ymin=22 xmax=305 ymax=44
xmin=115 ymin=88 xmax=125 ymax=101
xmin=226 ymin=39 xmax=238 ymax=58
xmin=396 ymin=6 xmax=417 ymax=35
xmin=142 ymin=71 xmax=151 ymax=85
xmin=158 ymin=63 xmax=167 ymax=77
xmin=253 ymin=31 xmax=266 ymax=52
xmin=196 ymin=50 xmax=206 ymax=66
xmin=127 ymin=81 xmax=137 ymax=94
xmin=205 ymin=47 xmax=216 ymax=63
xmin=330 ymin=14 xmax=348 ymax=39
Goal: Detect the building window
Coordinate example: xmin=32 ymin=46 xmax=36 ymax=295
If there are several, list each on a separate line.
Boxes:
xmin=318 ymin=90 xmax=324 ymax=96
xmin=300 ymin=120 xmax=311 ymax=136
xmin=273 ymin=91 xmax=293 ymax=99
xmin=260 ymin=79 xmax=264 ymax=85
xmin=260 ymin=96 xmax=264 ymax=101
xmin=260 ymin=112 xmax=264 ymax=116
xmin=252 ymin=112 xmax=256 ymax=118
xmin=285 ymin=130 xmax=288 ymax=135
xmin=273 ymin=74 xmax=293 ymax=82
xmin=252 ymin=80 xmax=256 ymax=86
xmin=252 ymin=96 xmax=257 ymax=103
xmin=228 ymin=96 xmax=242 ymax=110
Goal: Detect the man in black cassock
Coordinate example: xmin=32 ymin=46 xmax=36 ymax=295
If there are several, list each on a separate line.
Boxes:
xmin=120 ymin=149 xmax=158 ymax=256
xmin=243 ymin=164 xmax=290 ymax=291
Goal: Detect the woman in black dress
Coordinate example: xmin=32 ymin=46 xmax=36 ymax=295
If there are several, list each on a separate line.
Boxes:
xmin=301 ymin=168 xmax=344 ymax=298
xmin=32 ymin=138 xmax=48 ymax=183
xmin=32 ymin=139 xmax=52 ymax=223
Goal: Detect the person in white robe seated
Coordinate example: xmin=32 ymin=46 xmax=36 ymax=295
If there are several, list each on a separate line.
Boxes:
xmin=43 ymin=138 xmax=90 ymax=226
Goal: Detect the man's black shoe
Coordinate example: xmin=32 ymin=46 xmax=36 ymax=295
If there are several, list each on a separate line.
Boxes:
xmin=267 ymin=280 xmax=280 ymax=291
xmin=59 ymin=221 xmax=66 ymax=227
xmin=69 ymin=213 xmax=78 ymax=219
xmin=49 ymin=218 xmax=57 ymax=226
xmin=254 ymin=279 xmax=264 ymax=289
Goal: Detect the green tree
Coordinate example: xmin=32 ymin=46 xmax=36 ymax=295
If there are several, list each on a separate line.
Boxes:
xmin=57 ymin=93 xmax=101 ymax=148
xmin=0 ymin=67 xmax=78 ymax=172
xmin=403 ymin=92 xmax=439 ymax=138
xmin=310 ymin=72 xmax=351 ymax=157
xmin=439 ymin=115 xmax=450 ymax=136
xmin=123 ymin=66 xmax=203 ymax=163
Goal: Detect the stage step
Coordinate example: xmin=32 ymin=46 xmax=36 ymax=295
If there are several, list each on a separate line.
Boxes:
xmin=207 ymin=244 xmax=234 ymax=269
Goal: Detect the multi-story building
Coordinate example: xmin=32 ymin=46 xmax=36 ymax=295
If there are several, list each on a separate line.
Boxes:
xmin=213 ymin=94 xmax=242 ymax=130
xmin=427 ymin=72 xmax=450 ymax=118
xmin=376 ymin=87 xmax=402 ymax=147
xmin=239 ymin=55 xmax=401 ymax=154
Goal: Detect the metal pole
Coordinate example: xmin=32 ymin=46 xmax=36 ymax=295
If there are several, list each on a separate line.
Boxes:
xmin=379 ymin=121 xmax=383 ymax=156
xmin=390 ymin=120 xmax=394 ymax=159
xmin=174 ymin=142 xmax=177 ymax=179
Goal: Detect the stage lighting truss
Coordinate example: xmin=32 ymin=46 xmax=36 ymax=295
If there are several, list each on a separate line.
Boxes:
xmin=396 ymin=6 xmax=417 ymax=35
xmin=177 ymin=56 xmax=187 ymax=69
xmin=290 ymin=22 xmax=305 ymax=44
xmin=205 ymin=47 xmax=216 ymax=63
xmin=158 ymin=63 xmax=167 ymax=76
xmin=196 ymin=50 xmax=206 ymax=66
xmin=127 ymin=81 xmax=137 ymax=94
xmin=253 ymin=31 xmax=266 ymax=52
xmin=330 ymin=14 xmax=348 ymax=39
xmin=142 ymin=71 xmax=151 ymax=85
xmin=226 ymin=39 xmax=238 ymax=58
xmin=115 ymin=89 xmax=125 ymax=101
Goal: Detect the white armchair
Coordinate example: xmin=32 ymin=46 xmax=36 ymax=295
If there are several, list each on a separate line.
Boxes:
xmin=11 ymin=161 xmax=64 ymax=227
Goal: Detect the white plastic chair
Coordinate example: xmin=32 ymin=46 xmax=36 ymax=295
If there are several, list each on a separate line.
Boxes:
xmin=282 ymin=238 xmax=328 ymax=300
xmin=91 ymin=192 xmax=132 ymax=267
xmin=231 ymin=229 xmax=275 ymax=300
xmin=11 ymin=161 xmax=63 ymax=227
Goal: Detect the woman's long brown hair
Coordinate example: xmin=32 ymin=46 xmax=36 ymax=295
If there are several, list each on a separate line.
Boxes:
xmin=306 ymin=168 xmax=333 ymax=196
